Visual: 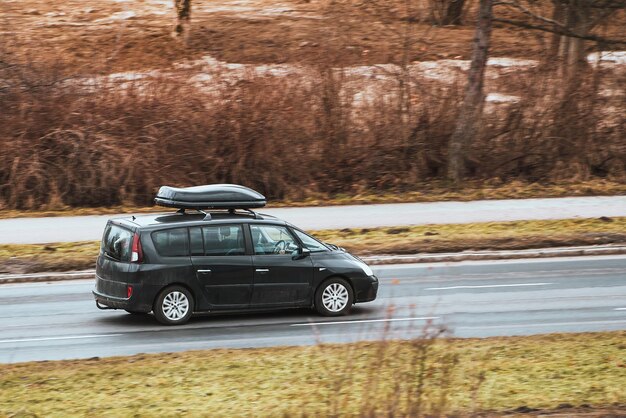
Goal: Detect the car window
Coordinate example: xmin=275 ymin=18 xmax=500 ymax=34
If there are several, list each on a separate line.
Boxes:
xmin=292 ymin=229 xmax=329 ymax=252
xmin=101 ymin=224 xmax=133 ymax=262
xmin=202 ymin=225 xmax=245 ymax=256
xmin=152 ymin=228 xmax=189 ymax=257
xmin=250 ymin=224 xmax=299 ymax=255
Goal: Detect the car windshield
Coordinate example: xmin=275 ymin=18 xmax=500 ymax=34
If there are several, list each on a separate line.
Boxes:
xmin=292 ymin=229 xmax=329 ymax=252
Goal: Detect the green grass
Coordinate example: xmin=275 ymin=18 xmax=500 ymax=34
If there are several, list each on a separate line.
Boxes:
xmin=0 ymin=179 xmax=624 ymax=219
xmin=1 ymin=332 xmax=625 ymax=417
xmin=1 ymin=217 xmax=625 ymax=274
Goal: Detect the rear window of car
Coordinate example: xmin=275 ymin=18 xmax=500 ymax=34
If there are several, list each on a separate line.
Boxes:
xmin=152 ymin=228 xmax=189 ymax=257
xmin=101 ymin=224 xmax=133 ymax=262
xmin=202 ymin=225 xmax=245 ymax=256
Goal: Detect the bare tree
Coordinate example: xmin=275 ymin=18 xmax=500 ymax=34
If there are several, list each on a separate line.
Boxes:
xmin=494 ymin=0 xmax=626 ymax=80
xmin=447 ymin=0 xmax=494 ymax=184
xmin=429 ymin=0 xmax=466 ymax=25
xmin=173 ymin=0 xmax=191 ymax=41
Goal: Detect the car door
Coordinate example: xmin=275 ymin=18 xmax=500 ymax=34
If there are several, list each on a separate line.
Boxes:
xmin=190 ymin=224 xmax=254 ymax=309
xmin=249 ymin=224 xmax=314 ymax=307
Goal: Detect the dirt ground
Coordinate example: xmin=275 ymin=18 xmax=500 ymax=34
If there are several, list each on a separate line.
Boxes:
xmin=3 ymin=0 xmax=624 ymax=73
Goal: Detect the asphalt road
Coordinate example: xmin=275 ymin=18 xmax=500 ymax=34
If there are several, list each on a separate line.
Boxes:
xmin=1 ymin=255 xmax=625 ymax=363
xmin=1 ymin=196 xmax=625 ymax=244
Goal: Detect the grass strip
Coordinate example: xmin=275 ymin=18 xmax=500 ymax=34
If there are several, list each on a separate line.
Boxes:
xmin=1 ymin=217 xmax=625 ymax=274
xmin=0 ymin=332 xmax=625 ymax=417
xmin=0 ymin=180 xmax=624 ymax=220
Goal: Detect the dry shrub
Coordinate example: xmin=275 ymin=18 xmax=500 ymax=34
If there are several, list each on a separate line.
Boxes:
xmin=0 ymin=50 xmax=624 ymax=209
xmin=297 ymin=317 xmax=485 ymax=417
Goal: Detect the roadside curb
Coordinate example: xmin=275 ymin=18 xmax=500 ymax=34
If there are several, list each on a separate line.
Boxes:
xmin=361 ymin=244 xmax=626 ymax=265
xmin=0 ymin=270 xmax=95 ymax=285
xmin=1 ymin=244 xmax=625 ymax=284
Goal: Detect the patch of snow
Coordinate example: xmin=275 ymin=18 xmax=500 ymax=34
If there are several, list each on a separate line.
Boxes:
xmin=487 ymin=57 xmax=538 ymax=68
xmin=345 ymin=65 xmax=400 ymax=80
xmin=148 ymin=0 xmax=172 ymax=5
xmin=413 ymin=60 xmax=468 ymax=82
xmin=486 ymin=93 xmax=520 ymax=103
xmin=95 ymin=11 xmax=137 ymax=22
xmin=599 ymin=88 xmax=624 ymax=98
xmin=587 ymin=51 xmax=626 ymax=65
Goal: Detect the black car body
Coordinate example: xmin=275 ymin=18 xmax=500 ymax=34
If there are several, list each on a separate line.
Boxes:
xmin=93 ymin=205 xmax=378 ymax=325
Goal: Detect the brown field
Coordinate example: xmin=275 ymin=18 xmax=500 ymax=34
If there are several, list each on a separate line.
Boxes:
xmin=1 ymin=0 xmax=624 ymax=209
xmin=7 ymin=0 xmax=623 ymax=71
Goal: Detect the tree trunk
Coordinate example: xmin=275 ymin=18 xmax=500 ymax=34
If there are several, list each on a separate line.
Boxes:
xmin=173 ymin=0 xmax=191 ymax=41
xmin=442 ymin=0 xmax=466 ymax=25
xmin=549 ymin=1 xmax=565 ymax=62
xmin=446 ymin=0 xmax=493 ymax=184
xmin=555 ymin=1 xmax=591 ymax=82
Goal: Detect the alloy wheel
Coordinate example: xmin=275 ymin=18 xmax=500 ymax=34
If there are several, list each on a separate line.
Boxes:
xmin=321 ymin=282 xmax=349 ymax=312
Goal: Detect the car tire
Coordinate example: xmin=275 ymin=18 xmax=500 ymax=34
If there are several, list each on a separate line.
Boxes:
xmin=153 ymin=285 xmax=194 ymax=325
xmin=315 ymin=278 xmax=354 ymax=316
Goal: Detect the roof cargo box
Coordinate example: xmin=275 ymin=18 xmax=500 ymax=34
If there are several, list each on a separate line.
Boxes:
xmin=155 ymin=184 xmax=266 ymax=209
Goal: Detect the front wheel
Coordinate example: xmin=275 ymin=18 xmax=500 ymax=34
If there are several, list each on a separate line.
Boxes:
xmin=315 ymin=278 xmax=354 ymax=316
xmin=154 ymin=286 xmax=194 ymax=325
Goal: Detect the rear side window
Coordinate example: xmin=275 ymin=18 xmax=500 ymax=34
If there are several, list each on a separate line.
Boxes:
xmin=202 ymin=225 xmax=246 ymax=256
xmin=152 ymin=228 xmax=189 ymax=257
xmin=101 ymin=224 xmax=133 ymax=262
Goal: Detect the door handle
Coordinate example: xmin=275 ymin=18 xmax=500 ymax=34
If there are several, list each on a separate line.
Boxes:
xmin=255 ymin=268 xmax=269 ymax=272
xmin=197 ymin=269 xmax=212 ymax=273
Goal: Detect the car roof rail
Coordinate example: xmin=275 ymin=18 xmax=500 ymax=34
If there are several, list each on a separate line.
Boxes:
xmin=175 ymin=207 xmax=261 ymax=220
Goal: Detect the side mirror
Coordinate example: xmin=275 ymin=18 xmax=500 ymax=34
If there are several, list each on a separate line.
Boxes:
xmin=294 ymin=247 xmax=311 ymax=259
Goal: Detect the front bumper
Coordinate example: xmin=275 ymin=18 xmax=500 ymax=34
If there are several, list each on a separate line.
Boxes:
xmin=355 ymin=276 xmax=378 ymax=303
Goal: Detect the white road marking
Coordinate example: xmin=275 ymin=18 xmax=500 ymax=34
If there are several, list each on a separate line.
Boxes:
xmin=0 ymin=334 xmax=122 ymax=344
xmin=458 ymin=319 xmax=626 ymax=330
xmin=615 ymin=308 xmax=626 ymax=311
xmin=426 ymin=282 xmax=553 ymax=291
xmin=291 ymin=316 xmax=439 ymax=327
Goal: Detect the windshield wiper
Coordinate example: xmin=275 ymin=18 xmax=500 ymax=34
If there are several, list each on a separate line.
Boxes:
xmin=104 ymin=250 xmax=121 ymax=261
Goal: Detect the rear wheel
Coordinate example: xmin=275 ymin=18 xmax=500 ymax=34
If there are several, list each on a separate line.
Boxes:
xmin=154 ymin=285 xmax=194 ymax=325
xmin=315 ymin=278 xmax=353 ymax=316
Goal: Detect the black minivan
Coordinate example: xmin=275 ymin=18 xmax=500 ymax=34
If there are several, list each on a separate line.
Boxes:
xmin=93 ymin=185 xmax=378 ymax=325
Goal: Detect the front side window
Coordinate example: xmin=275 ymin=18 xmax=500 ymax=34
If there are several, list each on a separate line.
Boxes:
xmin=250 ymin=224 xmax=299 ymax=255
xmin=293 ymin=229 xmax=329 ymax=252
xmin=152 ymin=228 xmax=189 ymax=257
xmin=101 ymin=224 xmax=133 ymax=262
xmin=202 ymin=225 xmax=245 ymax=256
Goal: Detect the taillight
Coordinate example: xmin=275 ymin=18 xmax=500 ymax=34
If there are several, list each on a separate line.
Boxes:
xmin=127 ymin=285 xmax=133 ymax=298
xmin=131 ymin=232 xmax=143 ymax=263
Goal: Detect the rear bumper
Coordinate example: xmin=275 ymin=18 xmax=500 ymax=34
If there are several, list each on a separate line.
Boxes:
xmin=93 ymin=289 xmax=152 ymax=312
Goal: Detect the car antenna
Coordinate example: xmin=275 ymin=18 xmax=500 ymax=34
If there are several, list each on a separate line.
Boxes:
xmin=131 ymin=215 xmax=136 ymax=221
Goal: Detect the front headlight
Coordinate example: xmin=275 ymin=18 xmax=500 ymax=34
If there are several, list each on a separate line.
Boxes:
xmin=357 ymin=261 xmax=374 ymax=277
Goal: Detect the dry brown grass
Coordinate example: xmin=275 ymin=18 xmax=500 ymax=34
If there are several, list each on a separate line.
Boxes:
xmin=2 ymin=217 xmax=625 ymax=274
xmin=0 ymin=179 xmax=624 ymax=220
xmin=1 ymin=60 xmax=624 ymax=210
xmin=1 ymin=0 xmax=624 ymax=210
xmin=1 ymin=331 xmax=625 ymax=417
